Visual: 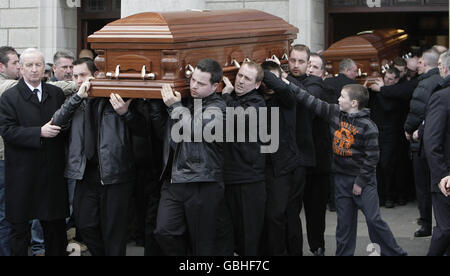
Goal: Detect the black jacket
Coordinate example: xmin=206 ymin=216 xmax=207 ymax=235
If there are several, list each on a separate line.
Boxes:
xmin=324 ymin=73 xmax=358 ymax=102
xmin=302 ymin=75 xmax=334 ymax=174
xmin=53 ymin=94 xmax=143 ymax=185
xmin=264 ymin=73 xmax=302 ymax=177
xmin=287 ymin=74 xmax=316 ymax=167
xmin=222 ymin=90 xmax=266 ymax=184
xmin=0 ymin=79 xmax=69 ymax=223
xmin=404 ymin=68 xmax=442 ymax=135
xmin=424 ymin=75 xmax=450 ymax=192
xmin=161 ymin=93 xmax=226 ymax=184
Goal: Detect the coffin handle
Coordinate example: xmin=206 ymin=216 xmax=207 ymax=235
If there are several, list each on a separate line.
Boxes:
xmin=232 ymin=59 xmax=241 ymax=68
xmin=185 ymin=64 xmax=194 ymax=78
xmin=106 ymin=65 xmax=121 ymax=79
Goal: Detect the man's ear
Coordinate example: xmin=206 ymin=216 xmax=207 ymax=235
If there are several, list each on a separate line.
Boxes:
xmin=93 ymin=71 xmax=99 ymax=78
xmin=351 ymin=99 xmax=359 ymax=109
xmin=0 ymin=62 xmax=5 ymax=73
xmin=255 ymin=81 xmax=262 ymax=90
xmin=52 ymin=64 xmax=57 ymax=73
xmin=212 ymin=82 xmax=219 ymax=92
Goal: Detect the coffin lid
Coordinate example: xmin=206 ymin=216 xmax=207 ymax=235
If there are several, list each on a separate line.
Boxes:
xmin=88 ymin=9 xmax=298 ymax=44
xmin=323 ymin=28 xmax=408 ymax=58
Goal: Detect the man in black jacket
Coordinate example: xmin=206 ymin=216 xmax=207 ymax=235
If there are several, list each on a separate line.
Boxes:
xmin=217 ymin=61 xmax=266 ymax=256
xmin=154 ymin=59 xmax=226 ymax=256
xmin=285 ymin=44 xmax=316 ymax=256
xmin=404 ymin=50 xmax=442 ymax=237
xmin=260 ymin=61 xmax=302 ymax=256
xmin=324 ymin=58 xmax=359 ymax=102
xmin=302 ymin=53 xmax=334 ymax=256
xmin=0 ymin=48 xmax=69 ymax=256
xmin=424 ymin=50 xmax=450 ymax=255
xmin=368 ymin=68 xmax=404 ymax=208
xmin=370 ymin=57 xmax=419 ymax=206
xmin=53 ymin=58 xmax=143 ymax=256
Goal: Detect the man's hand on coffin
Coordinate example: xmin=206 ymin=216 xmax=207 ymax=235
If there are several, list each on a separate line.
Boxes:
xmin=161 ymin=84 xmax=181 ymax=107
xmin=222 ymin=77 xmax=234 ymax=94
xmin=41 ymin=118 xmax=61 ymax=138
xmin=77 ymin=77 xmax=94 ymax=98
xmin=110 ymin=93 xmax=132 ymax=116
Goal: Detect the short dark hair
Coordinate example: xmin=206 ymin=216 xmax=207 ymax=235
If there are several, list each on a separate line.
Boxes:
xmin=290 ymin=44 xmax=311 ymax=61
xmin=343 ymin=84 xmax=369 ymax=110
xmin=385 ymin=67 xmax=400 ymax=79
xmin=0 ymin=46 xmax=18 ymax=66
xmin=195 ymin=59 xmax=223 ymax=85
xmin=242 ymin=61 xmax=264 ymax=82
xmin=73 ymin=57 xmax=97 ymax=76
xmin=53 ymin=50 xmax=75 ymax=65
xmin=310 ymin=53 xmax=326 ymax=71
xmin=261 ymin=60 xmax=282 ymax=76
xmin=393 ymin=57 xmax=407 ymax=68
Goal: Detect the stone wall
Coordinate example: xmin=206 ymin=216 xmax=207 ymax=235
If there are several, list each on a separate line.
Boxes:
xmin=0 ymin=0 xmax=77 ymax=64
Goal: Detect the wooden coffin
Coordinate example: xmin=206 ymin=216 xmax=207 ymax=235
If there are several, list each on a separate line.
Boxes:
xmin=87 ymin=9 xmax=298 ymax=98
xmin=322 ymin=29 xmax=409 ymax=84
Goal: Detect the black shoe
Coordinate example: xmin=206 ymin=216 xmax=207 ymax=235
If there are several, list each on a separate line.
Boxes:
xmin=414 ymin=226 xmax=432 ymax=237
xmin=327 ymin=203 xmax=336 ymax=212
xmin=385 ymin=200 xmax=395 ymax=208
xmin=311 ymin=247 xmax=325 ymax=256
xmin=397 ymin=198 xmax=407 ymax=206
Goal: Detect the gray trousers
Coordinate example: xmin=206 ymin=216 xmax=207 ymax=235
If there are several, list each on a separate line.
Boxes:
xmin=334 ymin=173 xmax=406 ymax=256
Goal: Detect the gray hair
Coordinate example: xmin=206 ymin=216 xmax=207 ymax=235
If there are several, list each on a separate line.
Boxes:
xmin=440 ymin=50 xmax=450 ymax=72
xmin=339 ymin=58 xmax=356 ymax=73
xmin=53 ymin=50 xmax=75 ymax=65
xmin=19 ymin=48 xmax=45 ymax=66
xmin=422 ymin=50 xmax=439 ymax=68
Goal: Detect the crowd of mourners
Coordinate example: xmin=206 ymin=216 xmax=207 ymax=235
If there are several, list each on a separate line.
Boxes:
xmin=0 ymin=42 xmax=449 ymax=256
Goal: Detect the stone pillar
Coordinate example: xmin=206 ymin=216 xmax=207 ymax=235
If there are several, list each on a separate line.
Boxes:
xmin=121 ymin=0 xmax=205 ymax=18
xmin=289 ymin=0 xmax=325 ymax=52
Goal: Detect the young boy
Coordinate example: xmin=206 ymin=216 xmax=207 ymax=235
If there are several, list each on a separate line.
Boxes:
xmin=263 ymin=71 xmax=407 ymax=256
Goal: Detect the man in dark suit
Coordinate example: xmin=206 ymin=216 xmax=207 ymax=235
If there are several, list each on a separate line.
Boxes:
xmin=424 ymin=50 xmax=450 ymax=256
xmin=324 ymin=58 xmax=359 ymax=103
xmin=0 ymin=48 xmax=69 ymax=256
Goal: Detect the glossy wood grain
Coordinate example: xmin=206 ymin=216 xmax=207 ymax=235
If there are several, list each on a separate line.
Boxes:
xmin=88 ymin=9 xmax=298 ymax=98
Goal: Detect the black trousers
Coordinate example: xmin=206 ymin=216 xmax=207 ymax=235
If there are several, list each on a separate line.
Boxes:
xmin=412 ymin=151 xmax=432 ymax=228
xmin=73 ymin=166 xmax=133 ymax=256
xmin=304 ymin=173 xmax=330 ymax=252
xmin=263 ymin=166 xmax=304 ymax=256
xmin=144 ymin=178 xmax=163 ymax=256
xmin=428 ymin=192 xmax=450 ymax=256
xmin=9 ymin=219 xmax=67 ymax=256
xmin=216 ymin=181 xmax=266 ymax=256
xmin=377 ymin=132 xmax=400 ymax=202
xmin=154 ymin=180 xmax=224 ymax=256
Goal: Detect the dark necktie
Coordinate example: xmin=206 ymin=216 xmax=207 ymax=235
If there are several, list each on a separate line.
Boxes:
xmin=33 ymin=89 xmax=40 ymax=102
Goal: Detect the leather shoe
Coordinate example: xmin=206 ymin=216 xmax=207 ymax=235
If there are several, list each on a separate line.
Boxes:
xmin=312 ymin=247 xmax=325 ymax=256
xmin=385 ymin=200 xmax=395 ymax=208
xmin=414 ymin=226 xmax=431 ymax=237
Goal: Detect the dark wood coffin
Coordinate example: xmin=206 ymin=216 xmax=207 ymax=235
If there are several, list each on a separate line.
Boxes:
xmin=87 ymin=9 xmax=298 ymax=98
xmin=322 ymin=29 xmax=409 ymax=84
